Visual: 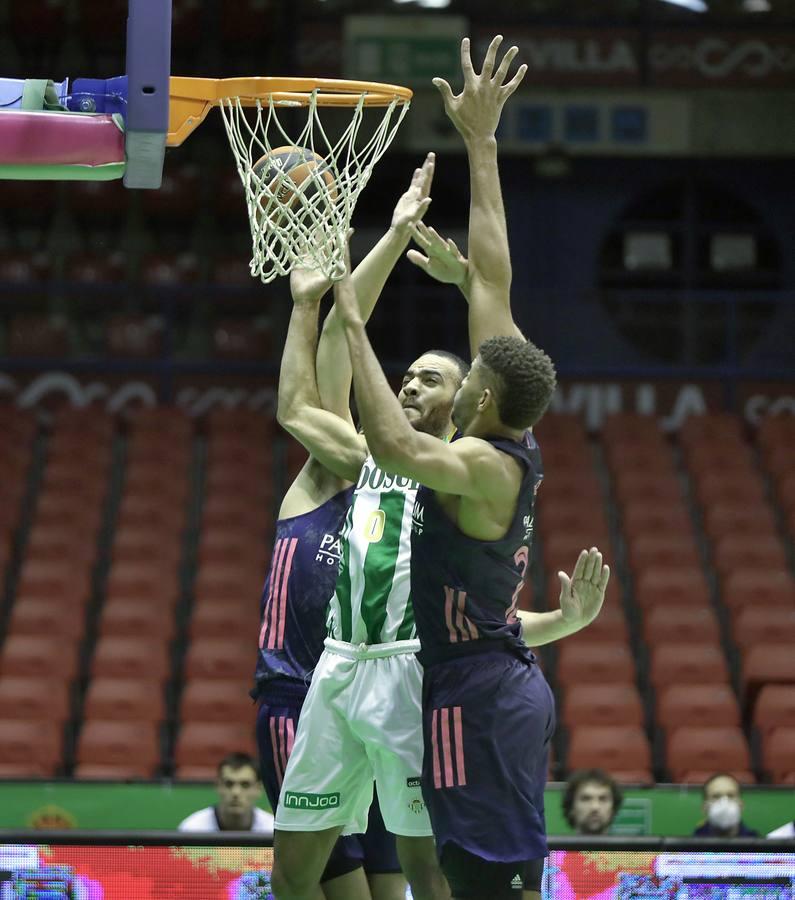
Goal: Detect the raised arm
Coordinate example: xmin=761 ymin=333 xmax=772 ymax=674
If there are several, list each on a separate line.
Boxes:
xmin=433 ymin=35 xmax=527 ymax=358
xmin=315 ymin=153 xmax=435 ymax=419
xmin=276 ymin=277 xmax=367 ymax=484
xmin=517 ymin=548 xmax=610 ymax=646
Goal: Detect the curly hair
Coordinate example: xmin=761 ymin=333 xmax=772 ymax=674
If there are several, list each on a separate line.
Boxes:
xmin=478 ymin=336 xmax=556 ymax=429
xmin=562 ymin=769 xmax=623 ymax=828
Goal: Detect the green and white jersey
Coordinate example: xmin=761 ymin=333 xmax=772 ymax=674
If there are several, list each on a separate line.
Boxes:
xmin=327 ymin=455 xmax=419 ymax=645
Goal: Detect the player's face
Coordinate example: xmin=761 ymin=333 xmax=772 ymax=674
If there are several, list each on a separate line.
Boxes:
xmin=451 ymin=357 xmax=486 ymax=432
xmin=703 ymin=776 xmax=742 ymax=808
xmin=571 ymin=782 xmax=614 ymax=835
xmin=398 ymin=353 xmax=460 ymax=438
xmin=216 ymin=765 xmax=262 ymax=817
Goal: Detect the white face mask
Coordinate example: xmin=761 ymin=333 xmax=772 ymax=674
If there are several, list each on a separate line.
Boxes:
xmin=707 ymin=796 xmax=742 ymax=831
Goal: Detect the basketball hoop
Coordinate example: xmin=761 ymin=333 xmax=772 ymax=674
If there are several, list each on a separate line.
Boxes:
xmin=168 ymin=77 xmax=413 ymax=283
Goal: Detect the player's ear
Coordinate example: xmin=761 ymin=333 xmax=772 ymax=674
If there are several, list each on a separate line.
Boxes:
xmin=478 ymin=387 xmax=491 ymax=412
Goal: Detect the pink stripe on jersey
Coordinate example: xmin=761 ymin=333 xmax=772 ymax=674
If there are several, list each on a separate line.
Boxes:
xmin=440 ymin=707 xmax=454 ymax=788
xmin=278 ymin=716 xmax=289 ymax=774
xmin=454 ymin=594 xmax=470 ymax=642
xmin=444 ymin=587 xmax=458 ymax=643
xmin=286 ymin=717 xmax=295 ymax=759
xmin=453 ymin=706 xmax=466 ymax=787
xmin=276 ymin=538 xmax=298 ymax=648
xmin=456 ymin=591 xmax=479 ymax=641
xmin=269 ymin=716 xmax=283 ymax=787
xmin=431 ymin=708 xmax=442 ymax=788
xmin=265 ymin=539 xmax=288 ymax=650
xmin=259 ymin=538 xmax=282 ymax=650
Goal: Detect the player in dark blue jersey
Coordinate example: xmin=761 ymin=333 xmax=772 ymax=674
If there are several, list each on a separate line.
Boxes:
xmin=254 ymin=155 xmax=436 ymax=900
xmin=332 ymin=35 xmax=611 ymax=900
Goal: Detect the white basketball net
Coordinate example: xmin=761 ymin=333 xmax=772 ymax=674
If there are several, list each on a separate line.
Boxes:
xmin=219 ymin=90 xmax=410 ymax=283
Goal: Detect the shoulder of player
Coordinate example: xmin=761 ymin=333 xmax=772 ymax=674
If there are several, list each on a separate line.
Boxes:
xmin=177 ymin=807 xmax=214 ymax=831
xmin=450 ymin=436 xmax=520 ymax=487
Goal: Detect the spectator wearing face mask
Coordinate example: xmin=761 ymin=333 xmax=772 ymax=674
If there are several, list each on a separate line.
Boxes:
xmin=693 ymin=773 xmax=759 ymax=837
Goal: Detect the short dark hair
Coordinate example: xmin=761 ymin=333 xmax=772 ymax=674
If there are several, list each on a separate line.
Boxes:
xmin=478 ymin=336 xmax=556 ymax=429
xmin=424 ymin=349 xmax=470 ymax=386
xmin=217 ymin=752 xmax=259 ymax=777
xmin=701 ymin=772 xmax=741 ymax=799
xmin=562 ymin=769 xmax=623 ymax=828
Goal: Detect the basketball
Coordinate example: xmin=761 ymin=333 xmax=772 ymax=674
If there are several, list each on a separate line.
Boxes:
xmin=251 ymin=145 xmax=337 ymax=224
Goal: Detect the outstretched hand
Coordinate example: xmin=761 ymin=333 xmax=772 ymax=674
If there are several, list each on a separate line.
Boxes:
xmin=558 ymin=548 xmax=610 ymax=630
xmin=433 ymin=34 xmax=527 ymax=142
xmin=391 ymin=152 xmax=435 ymax=236
xmin=407 ymin=222 xmax=469 ymax=289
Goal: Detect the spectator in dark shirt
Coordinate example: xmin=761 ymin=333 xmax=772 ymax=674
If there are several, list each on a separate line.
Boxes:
xmin=692 ymin=773 xmax=758 ymax=837
xmin=563 ymin=769 xmax=623 ymax=835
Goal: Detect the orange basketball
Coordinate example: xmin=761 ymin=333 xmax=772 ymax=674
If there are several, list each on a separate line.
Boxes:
xmin=251 ymin=145 xmax=337 ymax=224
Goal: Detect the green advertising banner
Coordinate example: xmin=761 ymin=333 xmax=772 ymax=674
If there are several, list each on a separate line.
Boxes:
xmin=0 ymin=782 xmax=792 ymax=836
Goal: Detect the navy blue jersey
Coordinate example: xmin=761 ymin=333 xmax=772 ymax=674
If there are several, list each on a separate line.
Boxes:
xmin=252 ymin=487 xmax=352 ymax=694
xmin=410 ymin=432 xmax=542 ymax=667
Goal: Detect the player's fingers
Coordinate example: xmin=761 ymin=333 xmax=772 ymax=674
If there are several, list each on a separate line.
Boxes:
xmin=406 ymin=249 xmax=431 ymax=272
xmin=481 ymin=34 xmax=503 ymax=77
xmin=590 ymin=550 xmax=603 ymax=583
xmin=447 ymin=237 xmax=463 ymax=257
xmin=460 ymin=37 xmax=475 ymax=78
xmin=582 ymin=547 xmax=599 ymax=582
xmin=433 ymin=77 xmax=455 ymax=107
xmin=503 ymin=63 xmax=528 ymax=97
xmin=598 ymin=564 xmax=611 ymax=594
xmin=411 ymin=223 xmax=432 ymax=249
xmin=557 ymin=571 xmax=572 ymax=602
xmin=571 ymin=549 xmax=588 ymax=582
xmin=414 ymin=197 xmax=433 ymax=221
xmin=493 ymin=44 xmax=519 ymax=85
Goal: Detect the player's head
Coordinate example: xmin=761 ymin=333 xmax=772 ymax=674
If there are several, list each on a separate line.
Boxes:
xmin=215 ymin=752 xmax=263 ymax=819
xmin=452 ymin=335 xmax=556 ymax=434
xmin=398 ymin=350 xmax=469 ymax=438
xmin=701 ymin=772 xmax=744 ymax=833
xmin=562 ymin=769 xmax=622 ymax=835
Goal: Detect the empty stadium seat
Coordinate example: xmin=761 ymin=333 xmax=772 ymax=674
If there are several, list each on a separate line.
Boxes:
xmin=753 ymin=685 xmax=795 ymax=735
xmin=111 ymin=528 xmax=183 ymax=568
xmin=536 ymin=475 xmax=603 ymax=506
xmin=666 ymin=726 xmax=751 ymax=781
xmin=189 ymin=598 xmax=258 ymax=639
xmin=75 ymin=720 xmax=160 ymax=776
xmin=104 ymin=560 xmax=181 ymax=608
xmin=543 ymin=532 xmax=612 ymax=574
xmin=760 ymin=727 xmax=795 ymax=783
xmin=703 ymin=503 xmax=778 ymax=542
xmin=204 ymin=408 xmax=275 ymax=438
xmin=656 ymin=684 xmax=741 ymax=729
xmin=198 ymin=529 xmax=270 ymax=569
xmin=17 ymin=559 xmax=91 ymax=599
xmin=558 ymin=603 xmax=628 ymax=644
xmin=91 ymin=636 xmax=171 ymax=681
xmin=713 ymin=535 xmax=788 ymax=578
xmin=0 ymin=635 xmax=80 ymax=680
xmin=194 ymin=564 xmax=265 ymax=605
xmin=694 ymin=472 xmax=766 ymax=507
xmin=98 ymin=599 xmax=177 ymax=640
xmin=536 ymin=501 xmax=608 ymax=536
xmin=722 ymin=569 xmax=795 ymax=612
xmin=649 ymin=643 xmax=729 ymax=688
xmin=679 ymin=413 xmax=745 ymax=447
xmin=6 ymin=597 xmax=86 ymax=641
xmin=732 ymin=606 xmax=795 ymax=649
xmin=626 ymin=534 xmax=701 ymax=574
xmin=8 ymin=315 xmax=71 ymax=357
xmin=0 ymin=720 xmax=63 ymax=776
xmin=82 ymin=678 xmax=165 ymax=722
xmin=604 ymin=443 xmax=674 ymax=477
xmin=601 ymin=413 xmax=667 ymax=448
xmin=0 ymin=677 xmax=70 ymax=723
xmin=642 ymin=606 xmax=721 ymax=646
xmin=561 ymin=684 xmax=644 ymax=728
xmin=180 ymin=679 xmax=254 ymax=723
xmin=677 ymin=770 xmax=756 ymax=785
xmin=741 ymin=645 xmax=795 ymax=699
xmin=565 ymin=725 xmax=652 ymax=779
xmin=533 ymin=414 xmax=585 ymax=444
xmin=621 ymin=500 xmax=692 ymax=535
xmin=614 ymin=471 xmax=683 ymax=507
xmin=183 ymin=638 xmax=255 ymax=681
xmin=174 ymin=722 xmax=256 ymax=776
xmin=556 ymin=642 xmax=636 ymax=685
xmin=685 ymin=443 xmax=756 ymax=477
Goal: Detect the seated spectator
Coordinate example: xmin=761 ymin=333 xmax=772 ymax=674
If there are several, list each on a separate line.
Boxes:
xmin=563 ymin=769 xmax=623 ymax=835
xmin=692 ymin=773 xmax=758 ymax=837
xmin=768 ymin=819 xmax=794 ymax=839
xmin=178 ymin=751 xmax=274 ymax=834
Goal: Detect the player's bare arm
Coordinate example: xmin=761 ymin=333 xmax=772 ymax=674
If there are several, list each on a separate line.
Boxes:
xmin=316 ymin=152 xmax=435 ymax=418
xmin=517 ymin=548 xmax=611 ymax=646
xmin=276 ymin=281 xmax=367 ymax=484
xmin=434 ymin=34 xmax=527 ymax=358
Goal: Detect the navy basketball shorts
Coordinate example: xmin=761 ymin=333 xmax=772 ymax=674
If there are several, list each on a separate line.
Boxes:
xmin=421 ymin=651 xmax=555 ymax=864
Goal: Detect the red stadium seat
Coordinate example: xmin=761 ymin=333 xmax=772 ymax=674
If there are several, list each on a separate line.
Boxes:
xmin=601 ymin=413 xmax=666 ymax=448
xmin=649 ymin=643 xmax=729 ymax=688
xmin=183 ymin=638 xmax=255 ymax=681
xmin=180 ymin=679 xmax=254 ymax=723
xmin=198 ymin=529 xmax=270 ymax=569
xmin=286 ymin=440 xmax=309 ymax=482
xmin=536 ymin=443 xmax=593 ymax=473
xmin=111 ymin=528 xmax=183 ymax=568
xmin=685 ymin=442 xmax=755 ymax=477
xmin=202 ymin=498 xmax=271 ymax=533
xmin=679 ymin=413 xmax=745 ymax=447
xmin=75 ymin=720 xmax=160 ymax=776
xmin=757 ymin=416 xmax=795 ymax=456
xmin=761 ymin=727 xmax=795 ymax=783
xmin=98 ymin=598 xmax=177 ymax=640
xmin=32 ymin=494 xmax=103 ymax=534
xmin=713 ymin=535 xmax=787 ymax=579
xmin=105 ymin=560 xmax=181 ymax=608
xmin=614 ymin=471 xmax=683 ymax=507
xmin=533 ymin=414 xmax=586 ymax=445
xmin=604 ymin=442 xmax=674 ymax=477
xmin=91 ymin=636 xmax=171 ymax=682
xmin=189 ymin=598 xmax=259 ymax=640
xmin=0 ymin=720 xmax=62 ymax=776
xmin=17 ymin=559 xmax=91 ymax=599
xmin=566 ymin=726 xmax=652 ymax=778
xmin=703 ymin=503 xmax=778 ymax=542
xmin=116 ymin=495 xmax=187 ymax=532
xmin=677 ymin=770 xmax=757 ymax=785
xmin=25 ymin=524 xmax=97 ymax=566
xmin=557 ymin=603 xmax=628 ymax=644
xmin=621 ymin=500 xmax=692 ymax=536
xmin=741 ymin=645 xmax=795 ymax=700
xmin=0 ymin=636 xmax=80 ymax=681
xmin=543 ymin=532 xmax=612 ymax=574
xmin=6 ymin=597 xmax=86 ymax=641
xmin=666 ymin=726 xmax=751 ymax=782
xmin=753 ymin=685 xmax=795 ymax=735
xmin=0 ymin=676 xmax=70 ymax=723
xmin=693 ymin=472 xmax=766 ymax=507
xmin=126 ymin=406 xmax=193 ymax=440
xmin=766 ymin=450 xmax=795 ymax=486
xmin=7 ymin=315 xmax=71 ymax=357
xmin=82 ymin=678 xmax=165 ymax=722
xmin=204 ymin=408 xmax=276 ymax=439
xmin=642 ymin=606 xmax=720 ymax=646
xmin=556 ymin=641 xmax=635 ymax=686
xmin=732 ymin=607 xmax=795 ymax=649
xmin=537 ymin=502 xmax=609 ymax=538
xmin=174 ymin=722 xmax=256 ymax=774
xmin=722 ymin=569 xmax=795 ymax=612
xmin=626 ymin=534 xmax=700 ymax=574
xmin=537 ymin=475 xmax=603 ymax=506
xmin=561 ymin=684 xmax=644 ymax=728
xmin=656 ymin=684 xmax=740 ymax=729
xmin=194 ymin=564 xmax=265 ymax=605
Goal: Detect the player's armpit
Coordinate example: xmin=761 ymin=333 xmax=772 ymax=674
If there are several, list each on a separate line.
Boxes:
xmin=371 ymin=434 xmax=503 ymax=500
xmin=279 ymin=407 xmax=367 ymax=483
xmin=466 ymin=273 xmax=524 ymax=360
